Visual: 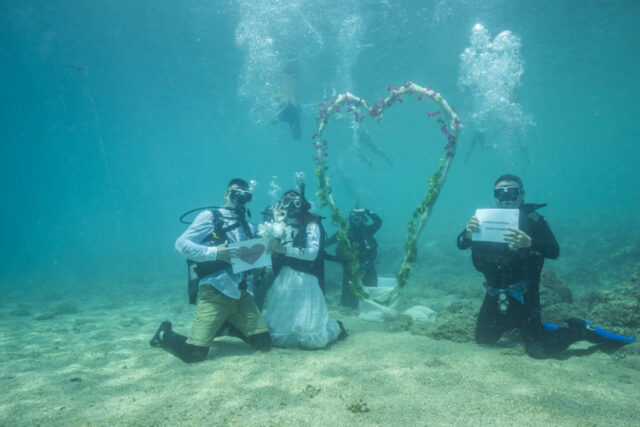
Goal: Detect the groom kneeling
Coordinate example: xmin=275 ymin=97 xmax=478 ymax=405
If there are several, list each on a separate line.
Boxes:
xmin=150 ymin=178 xmax=271 ymax=363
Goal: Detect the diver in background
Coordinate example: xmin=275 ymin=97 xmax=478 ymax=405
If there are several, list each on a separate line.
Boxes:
xmin=271 ymin=62 xmax=302 ymax=140
xmin=463 ymin=130 xmax=490 ymax=164
xmin=327 ymin=208 xmax=382 ymax=308
xmin=357 ymin=126 xmax=393 ymax=168
xmin=458 ymin=174 xmax=635 ymax=358
xmin=149 ymin=178 xmax=271 ymax=363
xmin=463 ymin=129 xmax=531 ymax=164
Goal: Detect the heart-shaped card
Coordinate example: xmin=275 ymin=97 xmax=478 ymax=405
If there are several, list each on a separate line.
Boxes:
xmin=238 ymin=244 xmax=266 ymax=265
xmin=230 ymin=238 xmax=271 ymax=274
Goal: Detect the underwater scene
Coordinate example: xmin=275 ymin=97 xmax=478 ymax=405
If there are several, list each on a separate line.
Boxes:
xmin=1 ymin=0 xmax=639 ymax=425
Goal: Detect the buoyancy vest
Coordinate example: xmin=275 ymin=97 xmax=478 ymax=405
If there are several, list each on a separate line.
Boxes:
xmin=186 ymin=209 xmax=254 ymax=304
xmin=273 ymin=216 xmax=326 ymax=292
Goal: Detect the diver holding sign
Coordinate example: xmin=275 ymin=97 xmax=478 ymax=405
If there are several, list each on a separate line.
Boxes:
xmin=458 ymin=174 xmax=634 ymax=359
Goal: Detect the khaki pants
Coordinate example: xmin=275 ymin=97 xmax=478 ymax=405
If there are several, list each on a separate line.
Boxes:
xmin=187 ymin=284 xmax=268 ymax=348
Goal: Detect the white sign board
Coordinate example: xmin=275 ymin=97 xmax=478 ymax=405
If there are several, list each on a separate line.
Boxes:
xmin=229 ymin=238 xmax=271 ymax=273
xmin=472 ymin=209 xmax=519 ymax=243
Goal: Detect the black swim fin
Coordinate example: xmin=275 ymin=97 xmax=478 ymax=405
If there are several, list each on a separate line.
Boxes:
xmin=337 ymin=320 xmax=348 ymax=340
xmin=149 ymin=321 xmax=172 ymax=347
xmin=149 ymin=321 xmax=209 ymax=363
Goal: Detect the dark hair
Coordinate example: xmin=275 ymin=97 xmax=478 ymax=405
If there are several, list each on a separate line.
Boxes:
xmin=227 ymin=178 xmax=249 ymax=190
xmin=494 ymin=174 xmax=523 ymax=188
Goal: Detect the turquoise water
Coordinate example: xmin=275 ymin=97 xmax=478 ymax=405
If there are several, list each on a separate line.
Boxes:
xmin=1 ymin=0 xmax=639 ymax=291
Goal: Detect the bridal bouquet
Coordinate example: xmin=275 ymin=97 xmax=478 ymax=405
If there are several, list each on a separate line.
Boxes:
xmin=258 ymin=220 xmax=291 ymax=241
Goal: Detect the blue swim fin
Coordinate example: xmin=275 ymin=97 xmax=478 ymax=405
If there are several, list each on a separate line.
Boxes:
xmin=566 ymin=318 xmax=636 ymax=345
xmin=585 ymin=320 xmax=635 ymax=344
xmin=543 ymin=323 xmax=560 ymax=331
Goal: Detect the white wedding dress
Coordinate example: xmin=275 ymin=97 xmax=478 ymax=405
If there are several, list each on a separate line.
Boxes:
xmin=265 ymin=221 xmax=341 ymax=348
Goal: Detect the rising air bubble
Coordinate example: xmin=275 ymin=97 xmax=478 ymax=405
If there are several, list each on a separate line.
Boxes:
xmin=459 ymin=24 xmax=534 ymax=160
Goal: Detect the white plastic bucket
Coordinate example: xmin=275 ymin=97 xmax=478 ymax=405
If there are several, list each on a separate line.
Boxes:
xmin=359 ymin=277 xmax=398 ymax=322
xmin=376 ymin=277 xmax=397 ymax=288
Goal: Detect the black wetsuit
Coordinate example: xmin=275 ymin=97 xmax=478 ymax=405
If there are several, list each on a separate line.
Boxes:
xmin=457 ymin=204 xmax=581 ymax=359
xmin=327 ymin=211 xmax=382 ymax=308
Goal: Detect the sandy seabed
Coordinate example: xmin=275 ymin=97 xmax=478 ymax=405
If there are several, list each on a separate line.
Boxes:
xmin=1 ymin=280 xmax=639 ymax=427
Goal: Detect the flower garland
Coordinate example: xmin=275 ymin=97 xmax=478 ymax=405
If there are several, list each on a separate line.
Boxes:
xmin=313 ymin=82 xmax=461 ymax=302
xmin=315 ymin=165 xmax=368 ymax=298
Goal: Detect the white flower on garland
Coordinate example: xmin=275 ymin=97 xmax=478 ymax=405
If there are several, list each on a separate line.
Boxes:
xmin=258 ymin=220 xmax=291 ymax=241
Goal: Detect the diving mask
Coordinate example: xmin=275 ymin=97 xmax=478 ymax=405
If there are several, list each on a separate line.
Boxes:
xmin=281 ymin=193 xmax=303 ymax=210
xmin=229 ymin=188 xmax=253 ymax=205
xmin=349 ymin=210 xmax=366 ymax=223
xmin=493 ymin=186 xmax=521 ymax=202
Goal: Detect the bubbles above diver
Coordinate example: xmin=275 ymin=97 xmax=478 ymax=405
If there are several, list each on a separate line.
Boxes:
xmin=235 ymin=0 xmax=325 ymax=124
xmin=294 ymin=171 xmax=306 ymax=188
xmin=459 ymin=24 xmax=534 ymax=161
xmin=336 ymin=14 xmax=363 ymax=74
xmin=268 ymin=176 xmax=281 ymax=201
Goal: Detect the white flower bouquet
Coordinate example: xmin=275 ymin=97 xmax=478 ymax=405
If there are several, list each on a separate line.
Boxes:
xmin=258 ymin=220 xmax=291 ymax=241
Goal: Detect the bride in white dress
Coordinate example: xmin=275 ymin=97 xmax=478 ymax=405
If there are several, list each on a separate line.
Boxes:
xmin=264 ymin=190 xmax=345 ymax=348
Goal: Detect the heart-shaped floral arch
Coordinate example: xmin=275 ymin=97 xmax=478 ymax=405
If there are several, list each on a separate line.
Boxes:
xmin=311 ymin=82 xmax=462 ymax=303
